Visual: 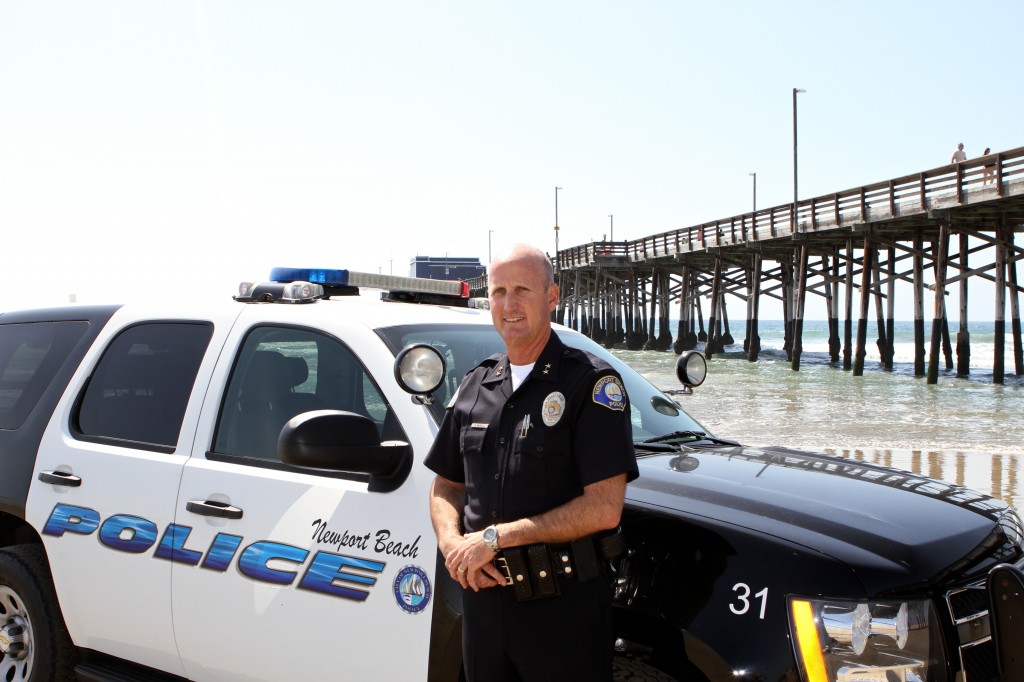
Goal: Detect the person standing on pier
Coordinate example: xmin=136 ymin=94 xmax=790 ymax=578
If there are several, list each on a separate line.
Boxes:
xmin=425 ymin=242 xmax=638 ymax=681
xmin=982 ymin=147 xmax=995 ymax=185
xmin=950 ymin=142 xmax=967 ymax=163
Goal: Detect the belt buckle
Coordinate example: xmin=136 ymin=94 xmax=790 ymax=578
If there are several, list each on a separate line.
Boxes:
xmin=493 ymin=556 xmax=513 ymax=586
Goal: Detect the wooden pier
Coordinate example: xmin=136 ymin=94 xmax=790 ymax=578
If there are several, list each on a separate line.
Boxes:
xmin=553 ymin=146 xmax=1024 ymax=384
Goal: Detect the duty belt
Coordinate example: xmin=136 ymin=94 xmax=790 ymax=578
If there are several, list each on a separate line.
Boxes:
xmin=493 ymin=527 xmax=625 ymax=601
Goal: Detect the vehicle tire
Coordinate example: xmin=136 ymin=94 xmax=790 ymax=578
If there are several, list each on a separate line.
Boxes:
xmin=0 ymin=544 xmax=77 ymax=681
xmin=613 ymin=656 xmax=678 ymax=682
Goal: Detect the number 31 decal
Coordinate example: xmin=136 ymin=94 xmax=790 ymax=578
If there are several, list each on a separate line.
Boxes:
xmin=729 ymin=583 xmax=768 ymax=619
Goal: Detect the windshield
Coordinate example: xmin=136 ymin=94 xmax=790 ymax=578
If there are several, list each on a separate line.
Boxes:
xmin=376 ymin=324 xmax=710 ymax=442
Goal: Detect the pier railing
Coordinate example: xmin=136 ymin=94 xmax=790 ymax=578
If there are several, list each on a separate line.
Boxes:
xmin=556 ymin=146 xmax=1024 ymax=269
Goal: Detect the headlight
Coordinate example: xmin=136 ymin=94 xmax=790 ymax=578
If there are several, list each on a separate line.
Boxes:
xmin=788 ymin=597 xmax=946 ymax=682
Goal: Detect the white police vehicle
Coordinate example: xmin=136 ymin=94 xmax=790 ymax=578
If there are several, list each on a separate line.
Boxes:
xmin=1 ymin=267 xmax=1022 ymax=682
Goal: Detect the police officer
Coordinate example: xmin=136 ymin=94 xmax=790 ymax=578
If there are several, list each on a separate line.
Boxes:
xmin=425 ymin=243 xmax=638 ymax=681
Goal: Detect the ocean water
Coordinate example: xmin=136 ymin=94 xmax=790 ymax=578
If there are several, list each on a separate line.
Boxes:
xmin=610 ymin=320 xmax=1024 ymax=508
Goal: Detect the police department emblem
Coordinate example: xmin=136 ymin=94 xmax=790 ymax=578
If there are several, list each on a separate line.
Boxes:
xmin=542 ymin=392 xmax=566 ymax=426
xmin=592 ymin=376 xmax=626 ymax=411
xmin=393 ymin=565 xmax=432 ymax=614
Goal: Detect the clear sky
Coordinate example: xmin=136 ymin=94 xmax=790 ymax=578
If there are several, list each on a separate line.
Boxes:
xmin=1 ymin=1 xmax=1019 ymax=319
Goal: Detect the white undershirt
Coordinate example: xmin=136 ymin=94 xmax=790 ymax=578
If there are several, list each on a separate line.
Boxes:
xmin=510 ymin=362 xmax=535 ymax=392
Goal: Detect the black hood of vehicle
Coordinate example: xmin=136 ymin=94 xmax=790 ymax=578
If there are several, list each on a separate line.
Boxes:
xmin=627 ymin=444 xmax=1024 ymax=596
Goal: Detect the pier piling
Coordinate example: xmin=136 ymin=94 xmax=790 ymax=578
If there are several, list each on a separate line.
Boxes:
xmin=995 ymin=220 xmax=1007 ymax=384
xmin=826 ymin=255 xmax=841 ymax=363
xmin=885 ymin=247 xmax=896 ymax=371
xmin=957 ymin=232 xmax=971 ymax=377
xmin=748 ymin=254 xmax=762 ymax=362
xmin=854 ymin=239 xmax=872 ymax=377
xmin=792 ymin=244 xmax=809 ymax=371
xmin=843 ymin=239 xmax=854 ymax=371
xmin=1009 ymin=230 xmax=1023 ymax=375
xmin=913 ymin=234 xmax=926 ymax=377
xmin=928 ymin=224 xmax=950 ymax=385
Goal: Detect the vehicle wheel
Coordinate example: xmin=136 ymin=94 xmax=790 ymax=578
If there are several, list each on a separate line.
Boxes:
xmin=0 ymin=544 xmax=77 ymax=681
xmin=613 ymin=656 xmax=678 ymax=682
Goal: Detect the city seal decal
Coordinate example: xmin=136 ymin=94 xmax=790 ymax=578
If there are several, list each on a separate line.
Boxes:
xmin=542 ymin=391 xmax=566 ymax=426
xmin=394 ymin=565 xmax=432 ymax=614
xmin=592 ymin=376 xmax=626 ymax=411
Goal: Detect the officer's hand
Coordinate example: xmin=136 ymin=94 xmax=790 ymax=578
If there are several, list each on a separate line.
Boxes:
xmin=446 ymin=534 xmax=505 ymax=591
xmin=473 ymin=561 xmax=507 ymax=589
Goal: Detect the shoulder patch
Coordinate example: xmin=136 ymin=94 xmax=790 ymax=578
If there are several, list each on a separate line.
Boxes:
xmin=592 ymin=376 xmax=626 ymax=411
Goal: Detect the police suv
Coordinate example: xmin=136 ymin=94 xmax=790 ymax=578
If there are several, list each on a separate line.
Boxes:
xmin=1 ymin=268 xmax=1022 ymax=682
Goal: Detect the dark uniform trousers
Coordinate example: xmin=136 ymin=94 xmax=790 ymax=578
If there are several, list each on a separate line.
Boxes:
xmin=461 ymin=574 xmax=613 ymax=682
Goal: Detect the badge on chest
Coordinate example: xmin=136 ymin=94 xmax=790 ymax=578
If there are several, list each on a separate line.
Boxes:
xmin=542 ymin=392 xmax=566 ymax=426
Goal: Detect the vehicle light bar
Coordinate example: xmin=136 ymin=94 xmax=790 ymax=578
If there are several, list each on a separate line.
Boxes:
xmin=235 ymin=281 xmax=325 ymax=304
xmin=269 ymin=267 xmax=469 ymax=298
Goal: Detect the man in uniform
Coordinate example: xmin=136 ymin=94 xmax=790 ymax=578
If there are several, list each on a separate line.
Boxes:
xmin=425 ymin=243 xmax=638 ymax=681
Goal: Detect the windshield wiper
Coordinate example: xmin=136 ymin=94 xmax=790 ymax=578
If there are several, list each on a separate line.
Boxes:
xmin=641 ymin=431 xmax=740 ymax=447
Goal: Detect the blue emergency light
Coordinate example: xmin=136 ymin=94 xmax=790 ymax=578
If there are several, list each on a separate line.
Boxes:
xmin=235 ymin=267 xmax=472 ymax=304
xmin=269 ymin=267 xmax=350 ymax=286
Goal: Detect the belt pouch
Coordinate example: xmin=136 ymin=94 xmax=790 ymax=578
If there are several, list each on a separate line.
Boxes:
xmin=597 ymin=526 xmax=625 ymax=559
xmin=527 ymin=544 xmax=559 ymax=597
xmin=501 ymin=549 xmax=534 ymax=600
xmin=570 ymin=537 xmax=600 ymax=582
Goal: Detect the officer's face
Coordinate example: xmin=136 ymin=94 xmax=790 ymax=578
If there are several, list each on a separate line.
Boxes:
xmin=488 ymin=256 xmax=558 ymax=362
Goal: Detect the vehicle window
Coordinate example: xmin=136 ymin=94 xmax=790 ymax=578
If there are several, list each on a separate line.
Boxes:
xmin=213 ymin=326 xmax=402 ymax=462
xmin=375 ymin=324 xmax=708 ymax=440
xmin=0 ymin=321 xmax=89 ymax=430
xmin=75 ymin=322 xmax=212 ymax=450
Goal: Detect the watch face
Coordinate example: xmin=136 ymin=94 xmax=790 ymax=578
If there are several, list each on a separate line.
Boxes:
xmin=483 ymin=526 xmax=498 ymax=549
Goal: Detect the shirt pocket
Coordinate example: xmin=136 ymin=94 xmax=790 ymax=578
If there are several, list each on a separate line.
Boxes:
xmin=459 ymin=424 xmax=487 ymax=492
xmin=512 ymin=423 xmax=573 ymax=496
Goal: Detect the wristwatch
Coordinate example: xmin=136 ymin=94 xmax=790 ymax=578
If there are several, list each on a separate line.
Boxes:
xmin=482 ymin=525 xmax=500 ymax=552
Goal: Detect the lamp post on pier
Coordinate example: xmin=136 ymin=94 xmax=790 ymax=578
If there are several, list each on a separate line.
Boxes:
xmin=554 ymin=186 xmax=562 ymax=259
xmin=553 ymin=186 xmax=563 ymax=324
xmin=749 ymin=173 xmax=757 ymax=212
xmin=608 ymin=214 xmax=613 ymax=242
xmin=792 ymin=88 xmax=805 ymax=209
xmin=791 ymin=88 xmax=807 ymax=371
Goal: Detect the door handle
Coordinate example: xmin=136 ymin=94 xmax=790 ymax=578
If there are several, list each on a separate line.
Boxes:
xmin=38 ymin=470 xmax=82 ymax=487
xmin=186 ymin=499 xmax=244 ymax=520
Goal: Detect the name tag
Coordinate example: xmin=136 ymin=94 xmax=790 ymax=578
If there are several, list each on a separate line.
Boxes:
xmin=470 ymin=423 xmax=489 ymax=429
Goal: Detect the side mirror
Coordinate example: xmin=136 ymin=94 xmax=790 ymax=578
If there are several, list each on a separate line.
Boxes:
xmin=394 ymin=344 xmax=446 ymax=403
xmin=279 ymin=410 xmax=412 ymax=493
xmin=675 ymin=351 xmax=707 ymax=390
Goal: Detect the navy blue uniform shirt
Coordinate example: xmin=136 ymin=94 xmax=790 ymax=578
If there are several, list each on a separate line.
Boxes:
xmin=424 ymin=333 xmax=639 ymax=533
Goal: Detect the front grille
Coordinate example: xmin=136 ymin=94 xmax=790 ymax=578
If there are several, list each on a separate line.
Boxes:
xmin=948 ymin=583 xmax=988 ymax=619
xmin=961 ymin=638 xmax=998 ymax=682
xmin=946 ymin=578 xmax=994 ymax=681
xmin=943 ymin=551 xmax=1024 ymax=682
